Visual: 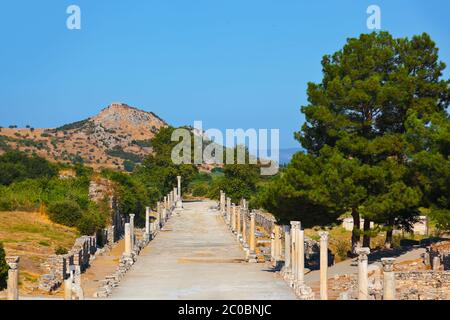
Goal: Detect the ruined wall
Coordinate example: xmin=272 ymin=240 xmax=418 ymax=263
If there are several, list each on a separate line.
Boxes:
xmin=39 ymin=236 xmax=97 ymax=292
xmin=395 ymin=271 xmax=450 ymax=300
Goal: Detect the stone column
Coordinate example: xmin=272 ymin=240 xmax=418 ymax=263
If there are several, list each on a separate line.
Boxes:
xmin=290 ymin=221 xmax=300 ymax=284
xmin=124 ymin=223 xmax=132 ymax=257
xmin=64 ymin=276 xmax=73 ymax=300
xmin=226 ymin=197 xmax=231 ymax=225
xmin=356 ymin=247 xmax=370 ymax=300
xmin=242 ymin=209 xmax=247 ymax=245
xmin=271 ymin=227 xmax=275 ymax=262
xmin=297 ymin=228 xmax=305 ymax=286
xmin=177 ymin=176 xmax=181 ymax=199
xmin=274 ymin=225 xmax=282 ymax=262
xmin=145 ymin=207 xmax=150 ymax=236
xmin=381 ymin=258 xmax=396 ymax=300
xmin=129 ymin=214 xmax=135 ymax=249
xmin=176 ymin=176 xmax=182 ymax=209
xmin=231 ymin=204 xmax=236 ymax=232
xmin=283 ymin=225 xmax=291 ymax=273
xmin=220 ymin=191 xmax=225 ymax=214
xmin=164 ymin=196 xmax=168 ymax=209
xmin=249 ymin=211 xmax=256 ymax=253
xmin=6 ymin=256 xmax=19 ymax=300
xmin=236 ymin=206 xmax=241 ymax=240
xmin=319 ymin=231 xmax=329 ymax=300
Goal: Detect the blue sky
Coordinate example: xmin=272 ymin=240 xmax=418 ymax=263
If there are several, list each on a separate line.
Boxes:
xmin=0 ymin=1 xmax=449 ymax=148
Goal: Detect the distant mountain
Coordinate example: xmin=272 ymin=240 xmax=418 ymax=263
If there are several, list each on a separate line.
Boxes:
xmin=278 ymin=147 xmax=303 ymax=165
xmin=0 ymin=103 xmax=167 ymax=170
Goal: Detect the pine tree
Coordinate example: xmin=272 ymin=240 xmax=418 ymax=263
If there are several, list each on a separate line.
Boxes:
xmin=261 ymin=32 xmax=450 ymax=250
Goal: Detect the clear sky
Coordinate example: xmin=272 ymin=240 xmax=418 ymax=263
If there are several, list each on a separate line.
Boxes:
xmin=0 ymin=1 xmax=449 ymax=148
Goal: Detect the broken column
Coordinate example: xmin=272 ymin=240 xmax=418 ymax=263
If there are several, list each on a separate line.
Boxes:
xmin=220 ymin=191 xmax=225 ymax=214
xmin=248 ymin=211 xmax=257 ymax=262
xmin=124 ymin=223 xmax=132 ymax=257
xmin=242 ymin=208 xmax=247 ymax=245
xmin=231 ymin=204 xmax=237 ymax=232
xmin=290 ymin=221 xmax=300 ymax=285
xmin=356 ymin=247 xmax=370 ymax=300
xmin=145 ymin=207 xmax=150 ymax=240
xmin=283 ymin=225 xmax=291 ymax=276
xmin=319 ymin=231 xmax=329 ymax=300
xmin=236 ymin=206 xmax=242 ymax=240
xmin=274 ymin=225 xmax=282 ymax=264
xmin=176 ymin=176 xmax=183 ymax=209
xmin=297 ymin=227 xmax=305 ymax=286
xmin=129 ymin=214 xmax=135 ymax=249
xmin=6 ymin=256 xmax=19 ymax=300
xmin=381 ymin=257 xmax=396 ymax=300
xmin=226 ymin=197 xmax=231 ymax=225
xmin=64 ymin=275 xmax=73 ymax=300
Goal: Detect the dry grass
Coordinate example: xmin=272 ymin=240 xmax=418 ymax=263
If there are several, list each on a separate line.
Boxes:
xmin=0 ymin=211 xmax=78 ymax=294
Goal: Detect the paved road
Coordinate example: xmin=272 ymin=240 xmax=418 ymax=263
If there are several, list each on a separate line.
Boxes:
xmin=109 ymin=200 xmax=296 ymax=300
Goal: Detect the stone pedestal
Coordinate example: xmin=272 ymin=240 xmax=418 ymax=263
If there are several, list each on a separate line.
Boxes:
xmin=381 ymin=257 xmax=396 ymax=300
xmin=357 ymin=247 xmax=370 ymax=300
xmin=6 ymin=256 xmax=19 ymax=300
xmin=319 ymin=231 xmax=329 ymax=300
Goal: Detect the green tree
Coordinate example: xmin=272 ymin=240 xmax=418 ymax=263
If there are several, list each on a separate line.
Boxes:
xmin=262 ymin=32 xmax=449 ymax=250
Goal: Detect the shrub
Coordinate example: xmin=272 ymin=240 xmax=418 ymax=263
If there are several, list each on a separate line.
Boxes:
xmin=76 ymin=207 xmax=105 ymax=235
xmin=334 ymin=239 xmax=351 ymax=262
xmin=192 ymin=182 xmax=209 ymax=197
xmin=55 ymin=246 xmax=68 ymax=255
xmin=0 ymin=242 xmax=8 ymax=290
xmin=47 ymin=200 xmax=83 ymax=227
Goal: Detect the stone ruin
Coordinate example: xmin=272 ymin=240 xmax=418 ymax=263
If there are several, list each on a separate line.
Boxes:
xmin=336 ymin=241 xmax=450 ymax=300
xmin=39 ymin=236 xmax=97 ymax=293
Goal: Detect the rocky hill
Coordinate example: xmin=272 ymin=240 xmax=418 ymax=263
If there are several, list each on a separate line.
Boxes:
xmin=0 ymin=103 xmax=167 ymax=170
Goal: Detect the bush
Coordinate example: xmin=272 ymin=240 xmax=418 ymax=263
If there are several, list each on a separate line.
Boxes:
xmin=334 ymin=239 xmax=351 ymax=262
xmin=192 ymin=182 xmax=209 ymax=197
xmin=76 ymin=207 xmax=106 ymax=235
xmin=55 ymin=246 xmax=68 ymax=255
xmin=47 ymin=200 xmax=83 ymax=227
xmin=0 ymin=242 xmax=8 ymax=290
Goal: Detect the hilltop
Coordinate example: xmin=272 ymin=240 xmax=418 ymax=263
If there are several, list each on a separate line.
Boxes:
xmin=0 ymin=103 xmax=167 ymax=171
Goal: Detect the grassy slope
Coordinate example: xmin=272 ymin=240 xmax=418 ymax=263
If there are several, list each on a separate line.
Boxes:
xmin=0 ymin=211 xmax=78 ymax=294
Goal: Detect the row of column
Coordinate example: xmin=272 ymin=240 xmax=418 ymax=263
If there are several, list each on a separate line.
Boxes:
xmin=219 ymin=190 xmax=257 ymax=262
xmin=282 ymin=223 xmax=397 ymax=300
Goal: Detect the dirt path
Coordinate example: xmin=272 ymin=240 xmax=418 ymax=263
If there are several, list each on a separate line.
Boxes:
xmin=108 ymin=201 xmax=296 ymax=300
xmin=81 ymin=240 xmax=125 ymax=298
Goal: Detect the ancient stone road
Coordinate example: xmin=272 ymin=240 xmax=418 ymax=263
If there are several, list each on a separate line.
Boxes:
xmin=109 ymin=200 xmax=296 ymax=300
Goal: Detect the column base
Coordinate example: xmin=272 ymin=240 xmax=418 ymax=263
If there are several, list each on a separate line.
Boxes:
xmin=295 ymin=283 xmax=315 ymax=300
